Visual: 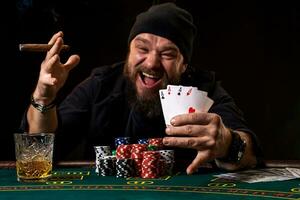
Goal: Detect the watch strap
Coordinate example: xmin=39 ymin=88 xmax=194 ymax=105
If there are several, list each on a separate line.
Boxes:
xmin=220 ymin=129 xmax=246 ymax=163
xmin=30 ymin=95 xmax=56 ymax=113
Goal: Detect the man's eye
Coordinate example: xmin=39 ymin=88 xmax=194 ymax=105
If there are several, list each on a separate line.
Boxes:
xmin=138 ymin=48 xmax=148 ymax=53
xmin=137 ymin=47 xmax=148 ymax=53
xmin=161 ymin=53 xmax=176 ymax=60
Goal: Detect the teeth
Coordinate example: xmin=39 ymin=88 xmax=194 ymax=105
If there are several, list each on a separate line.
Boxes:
xmin=142 ymin=72 xmax=157 ymax=79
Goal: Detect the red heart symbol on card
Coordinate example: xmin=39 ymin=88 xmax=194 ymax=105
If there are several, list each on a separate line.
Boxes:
xmin=188 ymin=107 xmax=196 ymax=113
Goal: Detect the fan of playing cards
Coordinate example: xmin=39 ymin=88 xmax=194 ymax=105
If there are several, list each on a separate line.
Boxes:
xmin=159 ymin=85 xmax=214 ymax=125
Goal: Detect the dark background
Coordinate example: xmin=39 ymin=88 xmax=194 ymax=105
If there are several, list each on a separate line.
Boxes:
xmin=2 ymin=0 xmax=299 ymax=160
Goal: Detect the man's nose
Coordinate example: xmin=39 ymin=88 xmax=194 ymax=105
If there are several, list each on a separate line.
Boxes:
xmin=144 ymin=52 xmax=161 ymax=69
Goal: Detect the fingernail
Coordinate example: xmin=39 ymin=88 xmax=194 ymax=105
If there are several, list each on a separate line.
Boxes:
xmin=170 ymin=118 xmax=176 ymax=125
xmin=165 ymin=127 xmax=170 ymax=133
xmin=163 ymin=138 xmax=169 ymax=145
xmin=186 ymin=168 xmax=192 ymax=175
xmin=187 ymin=167 xmax=198 ymax=175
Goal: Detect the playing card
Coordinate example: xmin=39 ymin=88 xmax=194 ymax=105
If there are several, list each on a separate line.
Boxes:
xmin=167 ymin=85 xmax=187 ymax=114
xmin=166 ymin=84 xmax=184 ymax=96
xmin=159 ymin=89 xmax=172 ymax=125
xmin=160 ymin=85 xmax=184 ymax=124
xmin=159 ymin=85 xmax=214 ymax=125
xmin=201 ymin=96 xmax=214 ymax=112
xmin=181 ymin=86 xmax=205 ymax=114
xmin=181 ymin=86 xmax=213 ymax=113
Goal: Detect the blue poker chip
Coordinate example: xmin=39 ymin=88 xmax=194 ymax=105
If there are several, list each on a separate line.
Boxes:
xmin=137 ymin=138 xmax=148 ymax=144
xmin=114 ymin=137 xmax=131 ymax=148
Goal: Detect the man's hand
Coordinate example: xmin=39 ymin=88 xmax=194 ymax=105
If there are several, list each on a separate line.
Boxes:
xmin=33 ymin=31 xmax=80 ymax=105
xmin=162 ymin=112 xmax=233 ymax=174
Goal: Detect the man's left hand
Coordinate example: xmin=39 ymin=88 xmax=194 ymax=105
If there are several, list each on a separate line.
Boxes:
xmin=163 ymin=112 xmax=232 ymax=174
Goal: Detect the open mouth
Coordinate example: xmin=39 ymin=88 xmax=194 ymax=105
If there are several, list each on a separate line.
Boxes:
xmin=139 ymin=71 xmax=162 ymax=88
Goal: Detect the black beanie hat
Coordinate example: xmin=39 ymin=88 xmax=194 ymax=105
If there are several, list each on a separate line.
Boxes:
xmin=128 ymin=3 xmax=197 ymax=63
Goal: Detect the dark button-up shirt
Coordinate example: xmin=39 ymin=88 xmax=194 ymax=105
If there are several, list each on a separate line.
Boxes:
xmin=21 ymin=61 xmax=262 ymax=168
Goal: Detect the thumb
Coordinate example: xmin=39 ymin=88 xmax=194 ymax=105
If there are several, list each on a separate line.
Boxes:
xmin=186 ymin=150 xmax=210 ymax=175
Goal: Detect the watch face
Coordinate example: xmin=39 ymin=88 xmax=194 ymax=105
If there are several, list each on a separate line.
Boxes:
xmin=231 ymin=130 xmax=246 ymax=162
xmin=237 ymin=140 xmax=246 ymax=162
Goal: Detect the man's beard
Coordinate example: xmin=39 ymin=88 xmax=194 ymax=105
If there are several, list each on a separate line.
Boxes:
xmin=123 ymin=60 xmax=181 ymax=119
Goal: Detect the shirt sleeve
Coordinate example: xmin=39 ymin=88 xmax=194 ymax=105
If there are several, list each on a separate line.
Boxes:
xmin=209 ymin=81 xmax=264 ymax=166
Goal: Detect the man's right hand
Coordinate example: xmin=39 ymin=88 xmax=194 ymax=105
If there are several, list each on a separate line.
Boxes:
xmin=32 ymin=31 xmax=80 ymax=105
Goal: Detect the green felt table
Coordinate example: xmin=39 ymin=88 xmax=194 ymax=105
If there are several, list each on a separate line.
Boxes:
xmin=0 ymin=161 xmax=300 ymax=200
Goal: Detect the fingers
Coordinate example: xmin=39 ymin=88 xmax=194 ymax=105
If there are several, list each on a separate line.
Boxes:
xmin=171 ymin=112 xmax=214 ymax=126
xmin=46 ymin=31 xmax=66 ymax=60
xmin=63 ymin=55 xmax=80 ymax=71
xmin=163 ymin=133 xmax=218 ymax=175
xmin=44 ymin=31 xmax=80 ymax=73
xmin=186 ymin=151 xmax=211 ymax=175
xmin=41 ymin=54 xmax=60 ymax=85
xmin=165 ymin=113 xmax=224 ymax=175
xmin=166 ymin=124 xmax=208 ymax=137
xmin=48 ymin=31 xmax=63 ymax=45
xmin=43 ymin=53 xmax=79 ymax=76
xmin=44 ymin=31 xmax=79 ymax=72
xmin=46 ymin=37 xmax=64 ymax=61
xmin=44 ymin=54 xmax=60 ymax=72
xmin=163 ymin=136 xmax=213 ymax=149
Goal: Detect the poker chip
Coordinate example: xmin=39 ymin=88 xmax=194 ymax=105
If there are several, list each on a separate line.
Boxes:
xmin=148 ymin=138 xmax=164 ymax=150
xmin=115 ymin=137 xmax=131 ymax=148
xmin=141 ymin=151 xmax=161 ymax=178
xmin=137 ymin=138 xmax=148 ymax=144
xmin=97 ymin=156 xmax=116 ymax=176
xmin=116 ymin=144 xmax=132 ymax=159
xmin=147 ymin=145 xmax=158 ymax=151
xmin=159 ymin=150 xmax=174 ymax=160
xmin=116 ymin=158 xmax=134 ymax=178
xmin=131 ymin=144 xmax=148 ymax=176
xmin=131 ymin=144 xmax=148 ymax=158
xmin=158 ymin=150 xmax=175 ymax=176
xmin=94 ymin=146 xmax=112 ymax=174
xmin=94 ymin=146 xmax=111 ymax=157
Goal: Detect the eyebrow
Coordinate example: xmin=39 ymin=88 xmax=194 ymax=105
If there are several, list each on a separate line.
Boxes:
xmin=134 ymin=37 xmax=150 ymax=45
xmin=134 ymin=36 xmax=179 ymax=52
xmin=160 ymin=45 xmax=178 ymax=53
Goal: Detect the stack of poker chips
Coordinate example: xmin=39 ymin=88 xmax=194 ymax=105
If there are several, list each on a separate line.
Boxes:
xmin=94 ymin=146 xmax=113 ymax=175
xmin=94 ymin=137 xmax=174 ymax=178
xmin=116 ymin=144 xmax=134 ymax=178
xmin=141 ymin=151 xmax=161 ymax=178
xmin=131 ymin=143 xmax=148 ymax=177
xmin=158 ymin=150 xmax=175 ymax=176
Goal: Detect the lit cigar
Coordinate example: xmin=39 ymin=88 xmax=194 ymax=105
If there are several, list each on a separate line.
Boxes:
xmin=19 ymin=44 xmax=70 ymax=52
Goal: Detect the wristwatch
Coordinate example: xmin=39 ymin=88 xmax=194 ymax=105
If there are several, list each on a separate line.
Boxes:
xmin=221 ymin=129 xmax=246 ymax=163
